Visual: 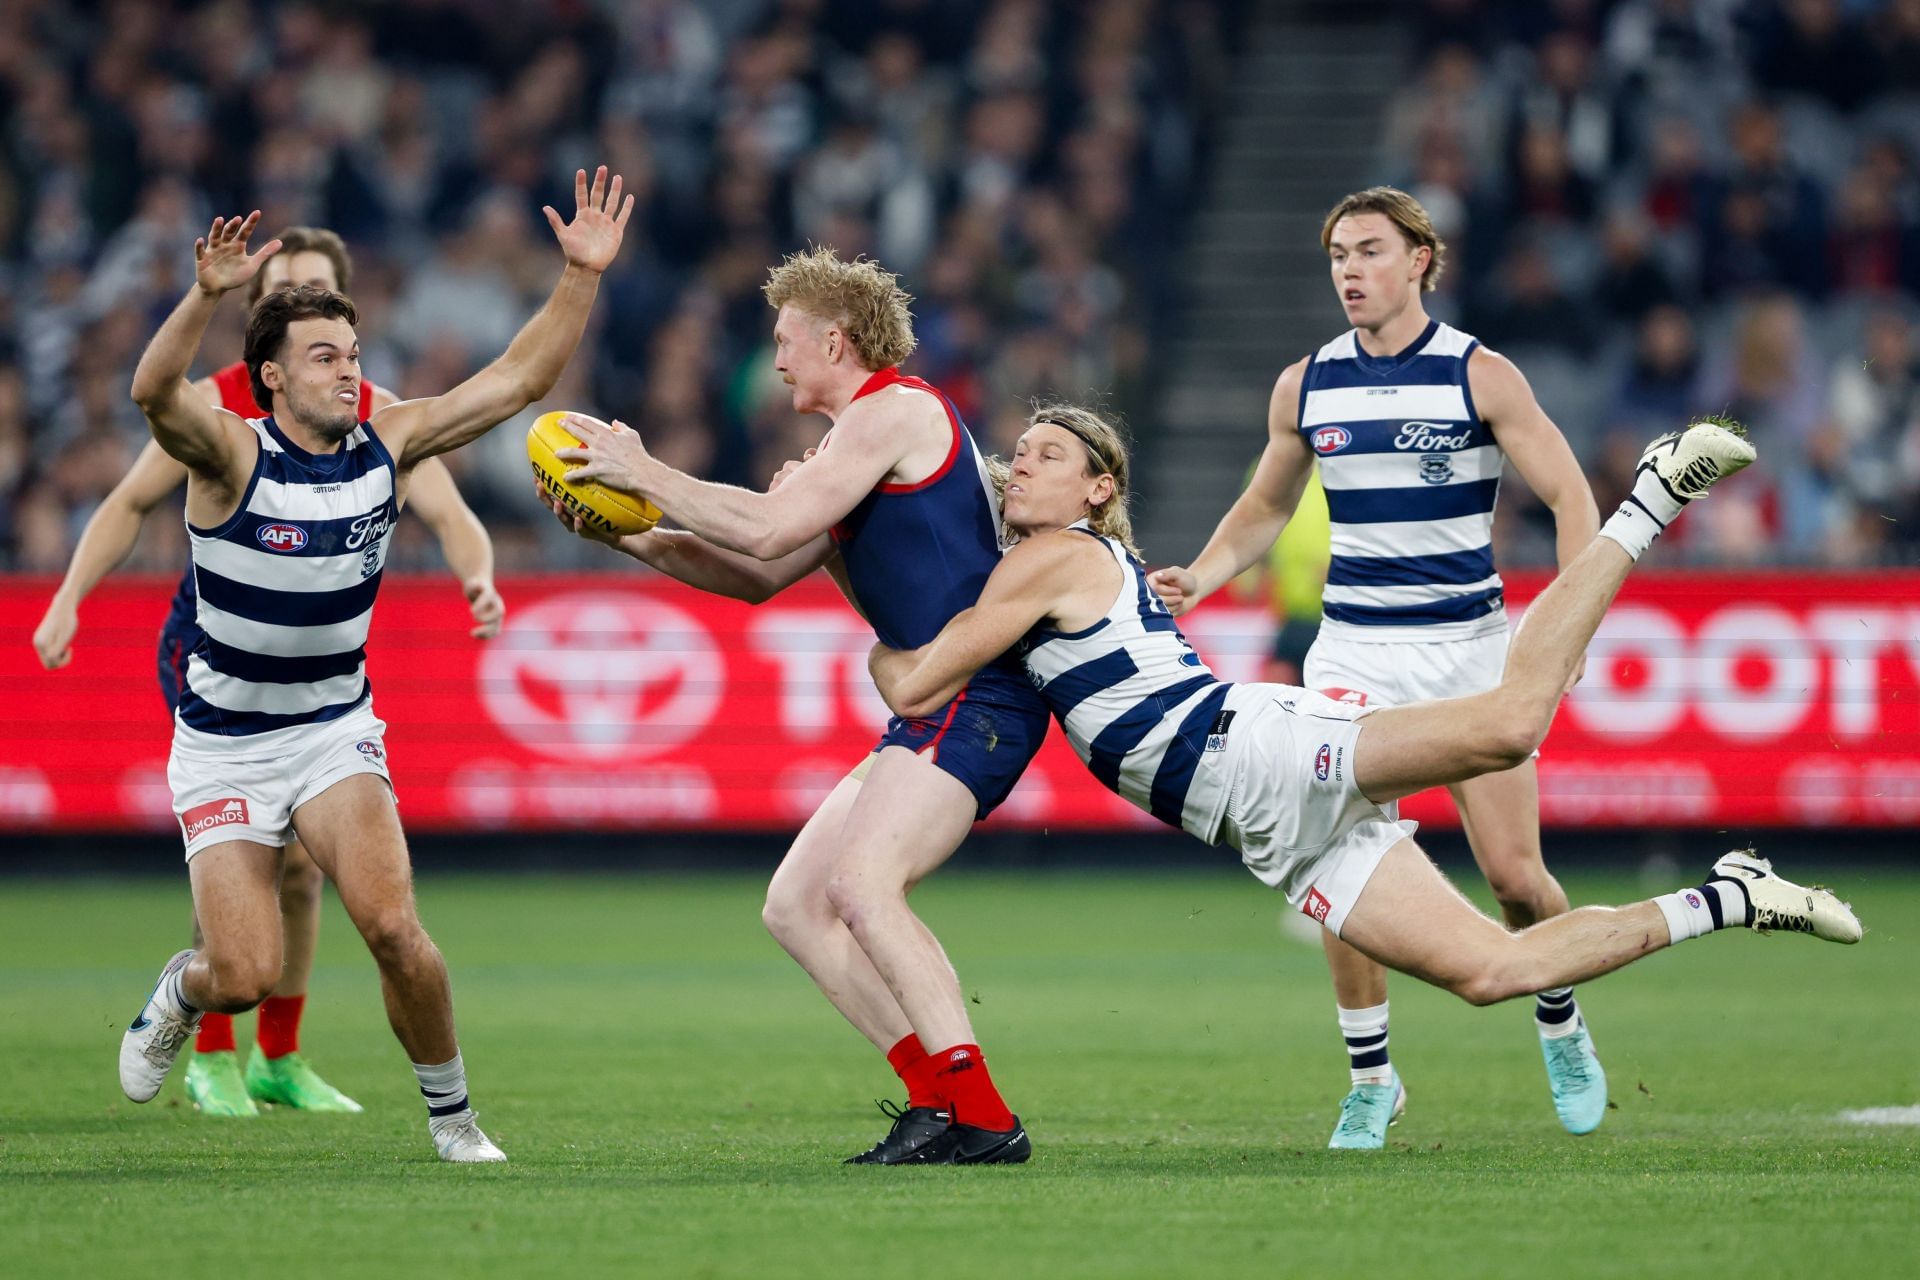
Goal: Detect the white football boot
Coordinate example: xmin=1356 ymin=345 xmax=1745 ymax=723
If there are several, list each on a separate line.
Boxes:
xmin=1640 ymin=417 xmax=1757 ymax=500
xmin=120 ymin=949 xmax=202 ymax=1102
xmin=431 ymin=1112 xmax=508 ymax=1163
xmin=1711 ymin=850 xmax=1863 ymax=944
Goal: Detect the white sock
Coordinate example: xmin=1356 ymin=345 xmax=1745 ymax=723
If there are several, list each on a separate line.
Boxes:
xmin=1534 ymin=987 xmax=1580 ymax=1039
xmin=414 ymin=1052 xmax=472 ymax=1124
xmin=158 ymin=964 xmax=199 ymax=1018
xmin=1653 ymin=880 xmax=1751 ymax=943
xmin=1599 ymin=465 xmax=1690 ymax=561
xmin=1337 ymin=1001 xmax=1392 ymax=1086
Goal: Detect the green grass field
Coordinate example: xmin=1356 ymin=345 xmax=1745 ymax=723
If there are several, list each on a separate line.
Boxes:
xmin=2 ymin=866 xmax=1915 ymax=1279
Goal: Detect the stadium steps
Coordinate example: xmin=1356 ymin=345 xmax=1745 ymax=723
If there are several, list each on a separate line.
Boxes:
xmin=1135 ymin=1 xmax=1406 ymax=564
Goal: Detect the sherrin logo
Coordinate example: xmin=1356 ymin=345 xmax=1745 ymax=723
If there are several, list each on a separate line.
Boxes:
xmin=1310 ymin=426 xmax=1351 ymax=455
xmin=256 ymin=522 xmax=308 ymax=552
xmin=1314 ymin=743 xmax=1331 ymax=781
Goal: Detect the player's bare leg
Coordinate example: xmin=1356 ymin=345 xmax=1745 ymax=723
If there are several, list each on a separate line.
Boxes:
xmin=1451 ymin=759 xmax=1605 ymax=1128
xmin=293 ymin=774 xmax=500 ymax=1162
xmin=243 ymin=837 xmax=362 ymax=1113
xmin=763 ymin=774 xmax=917 ymax=1051
xmin=1337 ymin=835 xmax=1858 ymax=1012
xmin=824 ymin=747 xmax=1028 ymax=1162
xmin=1358 ymin=418 xmax=1759 ymax=805
xmin=1451 ymin=764 xmax=1605 ymax=1134
xmin=121 ymin=840 xmax=282 ymax=1103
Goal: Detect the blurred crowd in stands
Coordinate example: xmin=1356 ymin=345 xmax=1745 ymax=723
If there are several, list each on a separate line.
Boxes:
xmin=0 ymin=0 xmax=1236 ymax=572
xmin=11 ymin=0 xmax=1920 ymax=579
xmin=1393 ymin=0 xmax=1920 ymax=565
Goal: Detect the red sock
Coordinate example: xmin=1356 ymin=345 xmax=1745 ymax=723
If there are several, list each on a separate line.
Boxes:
xmin=886 ymin=1034 xmax=943 ymax=1110
xmin=195 ymin=1013 xmax=236 ymax=1055
xmin=931 ymin=1043 xmax=1015 ymax=1131
xmin=256 ymin=994 xmax=305 ymax=1060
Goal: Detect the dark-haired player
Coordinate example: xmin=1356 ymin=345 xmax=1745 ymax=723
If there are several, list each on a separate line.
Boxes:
xmin=34 ymin=227 xmax=500 ymax=1119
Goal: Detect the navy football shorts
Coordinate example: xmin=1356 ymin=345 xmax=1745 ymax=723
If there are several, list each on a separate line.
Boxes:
xmin=872 ymin=668 xmax=1049 ymax=820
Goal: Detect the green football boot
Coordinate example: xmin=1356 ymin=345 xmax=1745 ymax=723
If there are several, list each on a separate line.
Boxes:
xmin=1541 ymin=1020 xmax=1608 ymax=1136
xmin=184 ymin=1050 xmax=260 ymax=1118
xmin=1327 ymin=1072 xmax=1405 ymax=1150
xmin=245 ymin=1045 xmax=364 ymax=1113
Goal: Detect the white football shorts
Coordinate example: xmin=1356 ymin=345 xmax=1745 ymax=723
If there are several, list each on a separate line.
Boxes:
xmin=168 ymin=700 xmax=393 ymax=861
xmin=1304 ymin=625 xmax=1511 ymax=709
xmin=1214 ymin=685 xmax=1410 ymax=938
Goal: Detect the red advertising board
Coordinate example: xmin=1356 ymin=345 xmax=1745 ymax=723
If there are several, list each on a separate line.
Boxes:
xmin=2 ymin=570 xmax=1917 ymax=831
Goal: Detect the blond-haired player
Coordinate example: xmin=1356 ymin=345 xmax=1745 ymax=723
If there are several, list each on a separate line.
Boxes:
xmin=34 ymin=226 xmax=501 ymax=1120
xmin=1150 ymin=186 xmax=1608 ymax=1147
xmin=117 ymin=167 xmax=629 ymax=1163
xmin=547 ymin=247 xmax=1045 ymax=1164
xmin=865 ymin=404 xmax=1856 ymax=1144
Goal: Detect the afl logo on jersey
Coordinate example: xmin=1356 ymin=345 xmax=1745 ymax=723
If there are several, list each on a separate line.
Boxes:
xmin=1310 ymin=426 xmax=1351 ymax=455
xmin=1314 ymin=742 xmax=1331 ymax=781
xmin=256 ymin=523 xmax=309 ymax=553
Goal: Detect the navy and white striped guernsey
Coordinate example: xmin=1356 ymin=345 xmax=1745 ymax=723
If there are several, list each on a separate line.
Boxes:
xmin=178 ymin=415 xmax=397 ymax=736
xmin=1298 ymin=319 xmax=1507 ymax=642
xmin=1019 ymin=527 xmax=1236 ymax=840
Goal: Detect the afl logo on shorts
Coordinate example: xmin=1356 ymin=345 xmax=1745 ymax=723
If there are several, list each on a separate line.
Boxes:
xmin=256 ymin=523 xmax=309 ymax=552
xmin=355 ymin=739 xmax=385 ymax=763
xmin=1310 ymin=426 xmax=1351 ymax=455
xmin=1314 ymin=743 xmax=1331 ymax=781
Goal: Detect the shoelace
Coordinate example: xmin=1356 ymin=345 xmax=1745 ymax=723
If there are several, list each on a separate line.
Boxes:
xmin=141 ymin=1015 xmax=195 ymax=1067
xmin=1545 ymin=1035 xmax=1593 ymax=1088
xmin=1334 ymin=1087 xmax=1391 ymax=1139
xmin=434 ymin=1115 xmax=489 ymax=1150
xmin=1669 ymin=455 xmax=1724 ymax=498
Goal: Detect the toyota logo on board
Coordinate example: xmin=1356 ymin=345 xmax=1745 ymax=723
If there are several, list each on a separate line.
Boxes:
xmin=478 ymin=592 xmax=722 ymax=761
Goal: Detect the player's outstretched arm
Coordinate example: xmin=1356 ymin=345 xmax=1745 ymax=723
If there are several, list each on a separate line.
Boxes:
xmin=380 ymin=167 xmax=632 ymax=468
xmin=408 ymin=457 xmax=503 ymax=639
xmin=869 ymin=535 xmax=1078 ymax=718
xmin=131 ymin=212 xmax=280 ymax=475
xmin=540 ymin=483 xmax=836 ymax=603
xmin=1149 ymin=359 xmax=1315 ymax=616
xmin=554 ymin=395 xmax=907 ymax=561
xmin=32 ymin=441 xmax=189 ymax=669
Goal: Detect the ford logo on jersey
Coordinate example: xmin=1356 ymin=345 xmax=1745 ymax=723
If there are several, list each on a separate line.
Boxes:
xmin=1310 ymin=426 xmax=1351 ymax=455
xmin=256 ymin=523 xmax=309 ymax=553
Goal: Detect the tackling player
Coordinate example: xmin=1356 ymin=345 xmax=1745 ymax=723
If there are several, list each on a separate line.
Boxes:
xmin=1151 ymin=187 xmax=1607 ymax=1147
xmin=866 ymin=407 xmax=1859 ymax=1129
xmin=546 ymin=248 xmax=1046 ymax=1165
xmin=117 ymin=166 xmax=630 ymax=1163
xmin=34 ymin=226 xmax=502 ymax=1119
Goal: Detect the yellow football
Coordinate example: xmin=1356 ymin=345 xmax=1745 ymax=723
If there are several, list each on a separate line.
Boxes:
xmin=527 ymin=411 xmax=662 ymax=537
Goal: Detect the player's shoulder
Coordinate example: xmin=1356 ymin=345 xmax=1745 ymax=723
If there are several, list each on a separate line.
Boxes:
xmin=1463 ymin=342 xmax=1536 ymax=407
xmin=1003 ymin=527 xmax=1105 ymax=575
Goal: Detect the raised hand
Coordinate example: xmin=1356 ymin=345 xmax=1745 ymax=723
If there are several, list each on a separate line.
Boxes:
xmin=194 ymin=212 xmax=281 ymax=297
xmin=544 ymin=166 xmax=634 ymax=274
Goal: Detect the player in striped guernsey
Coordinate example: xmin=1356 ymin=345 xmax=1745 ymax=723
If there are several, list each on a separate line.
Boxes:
xmin=117 ymin=168 xmax=632 ymax=1163
xmin=868 ymin=405 xmax=1860 ymax=1141
xmin=33 ymin=225 xmax=502 ymax=1121
xmin=1150 ymin=187 xmax=1609 ymax=1147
